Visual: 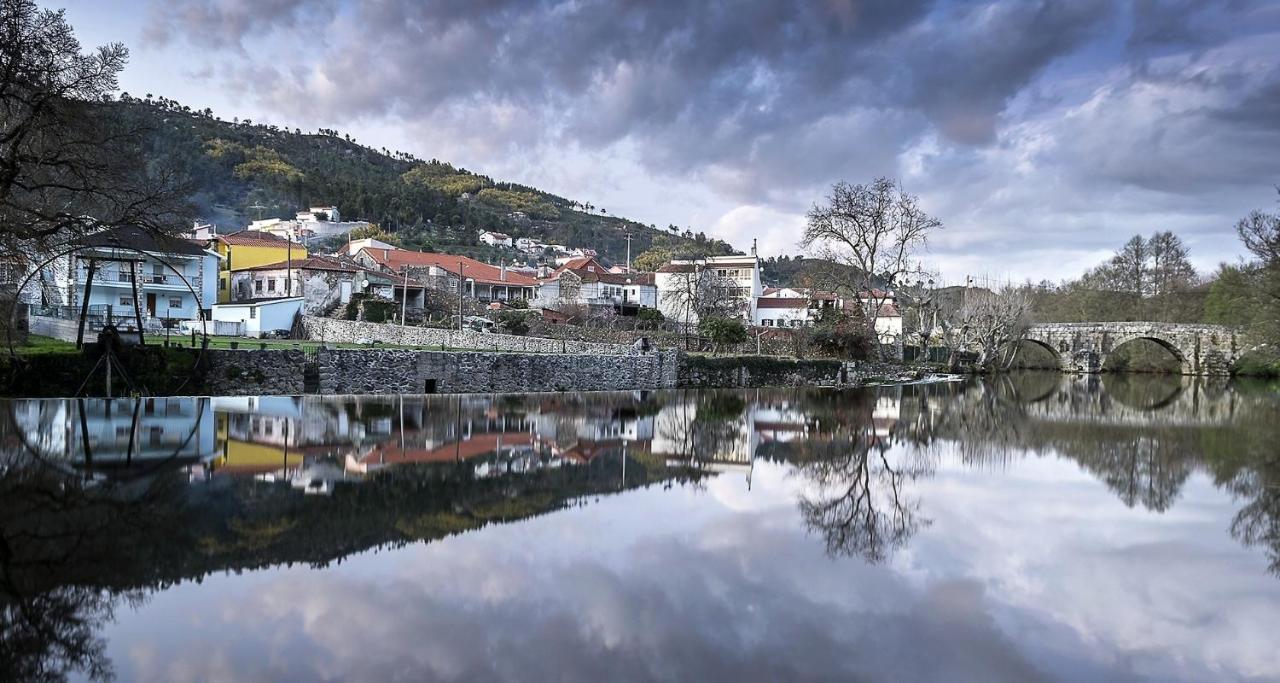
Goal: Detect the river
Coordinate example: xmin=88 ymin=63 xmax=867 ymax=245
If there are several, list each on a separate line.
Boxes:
xmin=1 ymin=374 xmax=1277 ymax=681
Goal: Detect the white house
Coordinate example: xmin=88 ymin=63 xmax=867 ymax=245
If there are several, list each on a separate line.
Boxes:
xmin=655 ymin=254 xmax=762 ymax=326
xmin=754 ymin=297 xmax=810 ymax=327
xmin=479 ymin=231 xmax=514 ymax=248
xmin=852 ymin=289 xmax=903 ymax=342
xmin=65 ymin=226 xmax=220 ymax=327
xmin=753 ymin=287 xmax=844 ymax=328
xmin=535 ymin=257 xmax=657 ymax=312
xmin=211 ymin=297 xmax=303 ymax=338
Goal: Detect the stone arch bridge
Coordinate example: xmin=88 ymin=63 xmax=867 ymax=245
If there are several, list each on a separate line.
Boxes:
xmin=1020 ymin=322 xmax=1238 ymax=375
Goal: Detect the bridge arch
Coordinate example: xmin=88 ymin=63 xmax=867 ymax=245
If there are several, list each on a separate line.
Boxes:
xmin=1102 ymin=335 xmax=1191 ymax=375
xmin=1007 ymin=337 xmax=1064 ymax=371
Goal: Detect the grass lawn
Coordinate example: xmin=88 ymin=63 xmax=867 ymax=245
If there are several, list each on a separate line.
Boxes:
xmin=9 ymin=334 xmax=78 ymax=356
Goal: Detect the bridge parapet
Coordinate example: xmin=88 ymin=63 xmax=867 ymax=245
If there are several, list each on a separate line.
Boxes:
xmin=1022 ymin=322 xmax=1237 ymax=376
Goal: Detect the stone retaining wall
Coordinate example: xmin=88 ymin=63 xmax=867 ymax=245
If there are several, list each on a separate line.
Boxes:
xmin=201 ymin=349 xmax=307 ymax=395
xmin=316 ymin=348 xmax=681 ymax=394
xmin=300 ymin=316 xmax=636 ymax=355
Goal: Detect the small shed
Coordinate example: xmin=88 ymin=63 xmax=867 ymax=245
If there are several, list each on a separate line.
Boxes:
xmin=211 ymin=297 xmax=303 ymax=338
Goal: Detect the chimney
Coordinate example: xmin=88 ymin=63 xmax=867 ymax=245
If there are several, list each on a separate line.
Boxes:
xmin=500 ymin=263 xmax=507 ymax=281
xmin=751 ymin=238 xmax=758 ymax=257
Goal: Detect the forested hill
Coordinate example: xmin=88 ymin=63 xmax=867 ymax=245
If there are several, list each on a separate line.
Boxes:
xmin=117 ymin=94 xmax=735 ymax=264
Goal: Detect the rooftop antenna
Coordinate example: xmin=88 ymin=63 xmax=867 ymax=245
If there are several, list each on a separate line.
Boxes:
xmin=248 ymin=202 xmax=267 ymax=221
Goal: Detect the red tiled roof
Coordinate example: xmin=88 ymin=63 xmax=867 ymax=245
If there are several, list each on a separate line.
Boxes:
xmin=757 ymin=297 xmax=808 ymax=309
xmin=656 ymin=263 xmax=697 ymax=273
xmin=358 ymin=248 xmax=537 ymax=286
xmin=546 ymin=256 xmax=607 ymax=280
xmin=240 ymin=255 xmax=356 ymax=272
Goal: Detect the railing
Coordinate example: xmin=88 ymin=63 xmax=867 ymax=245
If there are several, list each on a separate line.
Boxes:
xmin=76 ymin=269 xmax=199 ymax=289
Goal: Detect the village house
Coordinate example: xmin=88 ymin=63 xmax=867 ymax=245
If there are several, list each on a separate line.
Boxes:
xmin=478 ymin=230 xmax=514 ymax=248
xmin=535 ymin=256 xmax=657 ymax=314
xmin=354 ymin=247 xmax=536 ymax=303
xmin=655 ymin=254 xmax=763 ymax=326
xmin=226 ymin=254 xmax=423 ymax=316
xmin=753 ymin=288 xmax=843 ymax=328
xmin=206 ymin=230 xmax=308 ymax=303
xmin=57 ymin=226 xmax=221 ymax=332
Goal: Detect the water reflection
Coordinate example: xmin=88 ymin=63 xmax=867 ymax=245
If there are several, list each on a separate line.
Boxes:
xmin=1 ymin=374 xmax=1278 ymax=681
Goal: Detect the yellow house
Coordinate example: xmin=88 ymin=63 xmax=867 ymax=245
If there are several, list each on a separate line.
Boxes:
xmin=208 ymin=231 xmax=308 ymax=302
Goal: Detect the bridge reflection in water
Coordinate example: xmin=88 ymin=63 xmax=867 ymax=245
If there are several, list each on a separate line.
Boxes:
xmin=0 ymin=376 xmax=1277 ymax=681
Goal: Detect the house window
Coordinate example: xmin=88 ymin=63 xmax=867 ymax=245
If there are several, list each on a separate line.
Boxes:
xmin=267 ymin=279 xmax=276 ymax=292
xmin=255 ymin=279 xmax=263 ymax=292
xmin=118 ymin=295 xmax=132 ymax=307
xmin=249 ymin=307 xmax=257 ymax=319
xmin=762 ymin=319 xmax=774 ymax=327
xmin=168 ymin=297 xmax=182 ymax=309
xmin=219 ymin=279 xmax=226 ymax=290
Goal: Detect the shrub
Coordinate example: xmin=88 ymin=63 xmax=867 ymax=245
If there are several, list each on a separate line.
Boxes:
xmin=698 ymin=316 xmax=748 ymax=354
xmin=811 ymin=311 xmax=875 ymax=360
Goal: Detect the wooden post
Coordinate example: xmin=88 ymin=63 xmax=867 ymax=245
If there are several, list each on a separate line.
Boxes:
xmin=76 ymin=259 xmax=98 ymax=348
xmin=129 ymin=259 xmax=145 ymax=345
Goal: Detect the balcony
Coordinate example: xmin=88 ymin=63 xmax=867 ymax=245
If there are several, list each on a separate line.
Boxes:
xmin=76 ymin=270 xmax=200 ymax=291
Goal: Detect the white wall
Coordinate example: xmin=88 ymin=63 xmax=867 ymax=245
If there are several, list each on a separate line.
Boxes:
xmin=212 ymin=298 xmax=301 ymax=337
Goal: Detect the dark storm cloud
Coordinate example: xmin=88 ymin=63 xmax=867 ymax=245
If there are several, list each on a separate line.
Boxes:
xmin=148 ymin=1 xmax=1112 ymax=182
xmin=142 ymin=0 xmax=338 ymax=48
xmin=141 ymin=0 xmax=1280 ymax=274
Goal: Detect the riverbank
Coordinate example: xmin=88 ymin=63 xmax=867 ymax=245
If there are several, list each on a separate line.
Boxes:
xmin=0 ymin=342 xmax=926 ymax=397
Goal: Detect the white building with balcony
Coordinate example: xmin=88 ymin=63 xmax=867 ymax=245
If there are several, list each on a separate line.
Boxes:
xmin=65 ymin=226 xmax=220 ymax=327
xmin=655 ymin=254 xmax=762 ymax=326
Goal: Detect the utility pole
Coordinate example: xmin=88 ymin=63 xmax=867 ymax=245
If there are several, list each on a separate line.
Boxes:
xmin=625 ymin=230 xmax=632 ymax=273
xmin=286 ymin=232 xmax=293 ymax=297
xmin=457 ymin=258 xmax=465 ymax=331
xmin=400 ymin=265 xmax=409 ymax=326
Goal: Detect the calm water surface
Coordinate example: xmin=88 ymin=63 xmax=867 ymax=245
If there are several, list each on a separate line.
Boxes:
xmin=2 ymin=374 xmax=1278 ymax=682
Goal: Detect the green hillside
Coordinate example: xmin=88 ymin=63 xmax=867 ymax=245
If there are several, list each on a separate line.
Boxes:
xmin=118 ymin=94 xmax=735 ymax=264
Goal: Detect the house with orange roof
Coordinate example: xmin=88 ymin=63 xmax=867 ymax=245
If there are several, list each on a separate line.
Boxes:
xmin=354 ymin=246 xmax=537 ymax=302
xmin=535 ymin=256 xmax=657 ymax=312
xmin=227 ymin=254 xmax=423 ymax=315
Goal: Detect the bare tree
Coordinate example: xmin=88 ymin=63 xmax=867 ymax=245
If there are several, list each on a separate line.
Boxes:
xmin=1236 ymin=189 xmax=1280 ymax=267
xmin=0 ymin=0 xmax=190 ymax=270
xmin=801 ymin=178 xmax=941 ymax=360
xmin=939 ymin=286 xmax=1033 ymax=372
xmin=659 ymin=267 xmax=739 ymax=348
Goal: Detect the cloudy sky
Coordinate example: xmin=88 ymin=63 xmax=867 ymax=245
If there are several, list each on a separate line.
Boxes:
xmin=51 ymin=0 xmax=1280 ymax=281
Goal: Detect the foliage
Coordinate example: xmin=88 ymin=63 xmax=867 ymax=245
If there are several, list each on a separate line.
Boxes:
xmin=347 ymin=224 xmax=402 ymax=246
xmin=475 ymin=188 xmax=560 ymax=220
xmin=632 ymin=248 xmax=672 ymax=272
xmin=636 ymin=307 xmax=665 ymax=326
xmin=698 ymin=316 xmax=748 ymax=353
xmin=361 ymin=299 xmax=396 ymax=324
xmin=810 ymin=311 xmax=875 ymax=360
xmin=494 ymin=310 xmax=533 ymax=335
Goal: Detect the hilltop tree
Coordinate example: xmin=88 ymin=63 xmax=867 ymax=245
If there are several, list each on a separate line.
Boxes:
xmin=0 ymin=0 xmax=189 ymax=268
xmin=801 ymin=177 xmax=941 ymax=360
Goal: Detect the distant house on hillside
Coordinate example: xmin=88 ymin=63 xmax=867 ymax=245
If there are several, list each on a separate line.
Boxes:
xmin=478 ymin=231 xmax=513 ymax=248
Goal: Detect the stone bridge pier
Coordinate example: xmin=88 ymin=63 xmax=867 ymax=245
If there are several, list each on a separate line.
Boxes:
xmin=1021 ymin=322 xmax=1238 ymax=376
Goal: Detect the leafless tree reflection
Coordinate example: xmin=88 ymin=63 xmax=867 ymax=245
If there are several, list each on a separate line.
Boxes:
xmin=795 ymin=418 xmax=934 ymax=563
